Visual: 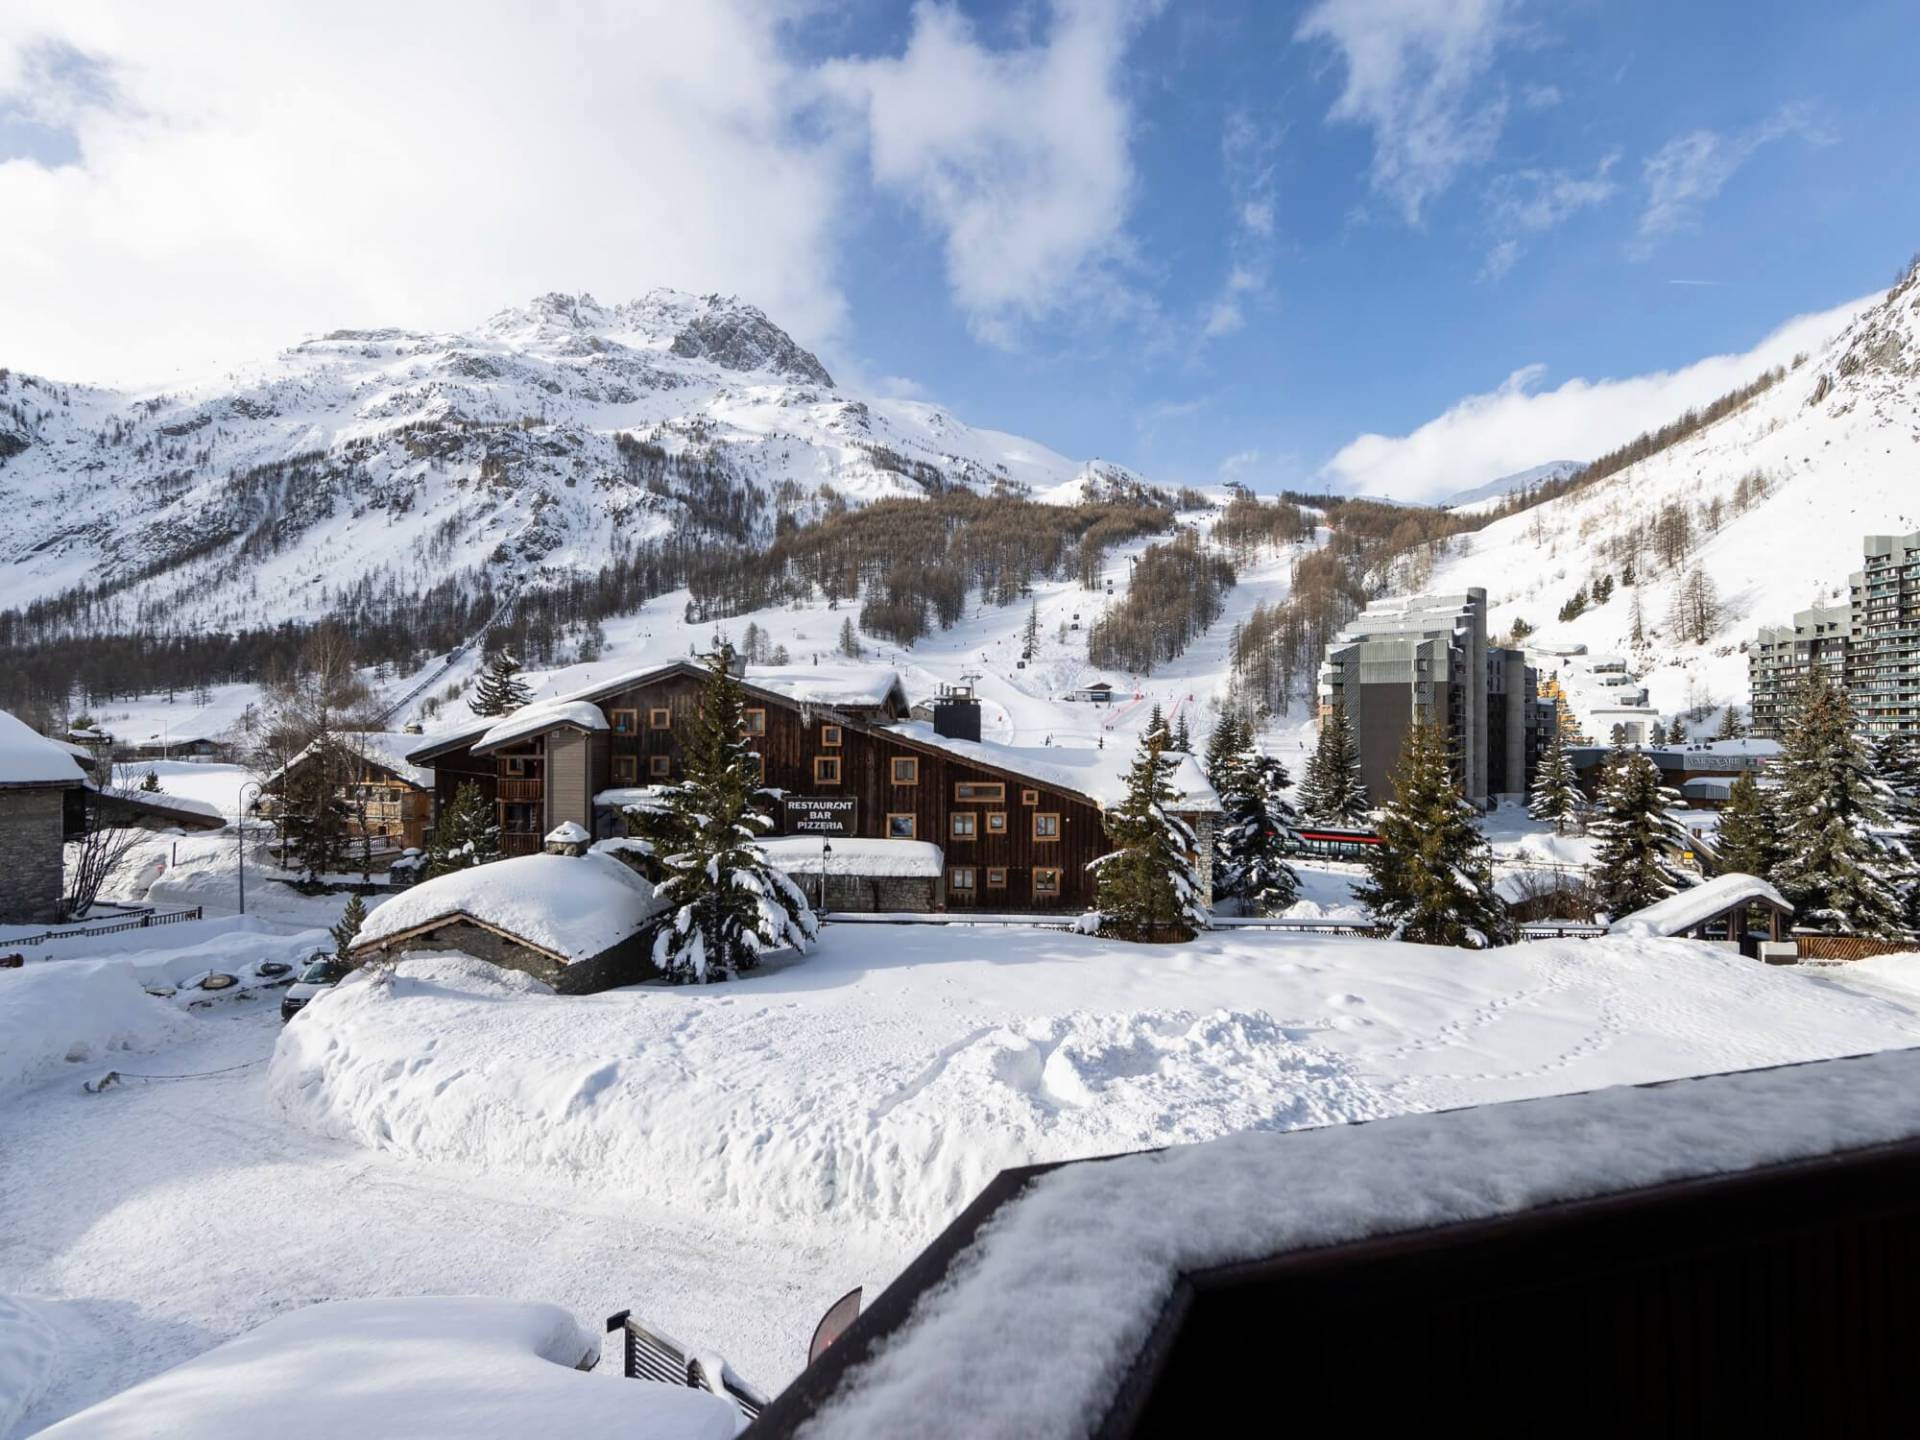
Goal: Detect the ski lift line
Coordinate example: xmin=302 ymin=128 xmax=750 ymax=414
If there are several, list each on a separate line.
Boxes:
xmin=372 ymin=577 xmax=528 ymax=725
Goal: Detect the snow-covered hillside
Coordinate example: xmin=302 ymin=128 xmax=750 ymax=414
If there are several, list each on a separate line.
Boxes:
xmin=1427 ymin=264 xmax=1920 ymax=721
xmin=0 ymin=291 xmax=1146 ymax=635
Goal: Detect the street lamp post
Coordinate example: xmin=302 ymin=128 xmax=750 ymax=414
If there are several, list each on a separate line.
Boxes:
xmin=237 ymin=780 xmax=262 ymax=916
xmin=820 ymin=838 xmax=833 ymax=919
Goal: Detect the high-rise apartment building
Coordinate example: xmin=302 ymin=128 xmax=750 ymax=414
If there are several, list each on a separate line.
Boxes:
xmin=1848 ymin=531 xmax=1920 ymax=737
xmin=1748 ymin=601 xmax=1851 ymax=739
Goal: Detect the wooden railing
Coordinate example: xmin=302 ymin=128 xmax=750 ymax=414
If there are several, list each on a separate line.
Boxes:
xmin=496 ymin=778 xmax=543 ymax=802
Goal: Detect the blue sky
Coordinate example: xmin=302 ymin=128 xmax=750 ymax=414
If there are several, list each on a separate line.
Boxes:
xmin=3 ymin=2 xmax=1916 ymax=501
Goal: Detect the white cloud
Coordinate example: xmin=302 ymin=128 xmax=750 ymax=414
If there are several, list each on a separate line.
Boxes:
xmin=1635 ymin=103 xmax=1830 ymax=252
xmin=1296 ymin=0 xmax=1516 ymax=224
xmin=0 ymin=3 xmax=850 ymax=386
xmin=1519 ymin=81 xmax=1562 ymax=111
xmin=1319 ymin=295 xmax=1870 ymax=503
xmin=1480 ymin=152 xmax=1618 ymax=278
xmin=1197 ymin=109 xmax=1283 ymax=342
xmin=818 ymin=0 xmax=1156 ymax=344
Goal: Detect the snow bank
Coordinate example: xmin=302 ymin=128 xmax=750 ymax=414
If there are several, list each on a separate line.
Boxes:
xmin=353 ymin=851 xmax=660 ymax=963
xmin=0 ymin=964 xmax=191 ymax=1096
xmin=0 ymin=1297 xmax=56 ymax=1440
xmin=268 ymin=953 xmax=1386 ymax=1238
xmin=32 ymin=1297 xmax=736 ymax=1440
xmin=805 ymin=1047 xmax=1920 ymax=1440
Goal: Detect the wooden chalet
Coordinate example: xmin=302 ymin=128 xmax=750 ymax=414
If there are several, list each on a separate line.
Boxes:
xmin=407 ymin=661 xmax=1218 ymax=915
xmin=261 ymin=732 xmax=434 ymax=855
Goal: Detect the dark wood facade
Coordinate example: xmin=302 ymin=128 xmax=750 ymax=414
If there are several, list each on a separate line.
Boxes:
xmin=413 ymin=664 xmax=1111 ymax=912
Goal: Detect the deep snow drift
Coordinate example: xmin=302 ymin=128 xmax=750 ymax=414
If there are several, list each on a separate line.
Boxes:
xmin=269 ymin=929 xmax=1920 ymax=1244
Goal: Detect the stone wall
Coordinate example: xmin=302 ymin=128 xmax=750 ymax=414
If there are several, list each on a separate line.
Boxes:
xmin=800 ymin=872 xmax=938 ymax=913
xmin=0 ymin=787 xmax=67 ymax=924
xmin=358 ymin=918 xmax=659 ymax=994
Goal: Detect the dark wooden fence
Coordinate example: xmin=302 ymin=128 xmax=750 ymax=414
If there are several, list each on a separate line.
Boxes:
xmin=1794 ymin=934 xmax=1920 ymax=962
xmin=6 ymin=906 xmax=204 ymax=948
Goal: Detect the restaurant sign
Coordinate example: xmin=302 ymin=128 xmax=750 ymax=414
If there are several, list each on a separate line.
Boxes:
xmin=785 ymin=796 xmax=857 ymax=836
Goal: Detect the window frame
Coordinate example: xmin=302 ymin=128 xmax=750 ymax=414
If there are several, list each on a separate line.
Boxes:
xmin=742 ymin=708 xmax=767 ymax=736
xmin=949 ymin=865 xmax=978 ymax=893
xmin=610 ymin=708 xmax=638 ymax=736
xmin=1033 ymin=866 xmax=1063 ymax=898
xmin=814 ymin=755 xmax=843 ymax=785
xmin=502 ymin=756 xmax=528 ymax=777
xmin=986 ymin=866 xmax=1008 ymax=889
xmin=648 ymin=707 xmax=672 ymax=731
xmin=612 ymin=754 xmax=638 ymax=785
xmin=1021 ymin=788 xmax=1040 ymax=806
xmin=821 ymin=724 xmax=843 ymax=748
xmin=985 ymin=811 xmax=1008 ymax=835
xmin=1033 ymin=811 xmax=1061 ymax=842
xmin=891 ymin=756 xmax=920 ymax=785
xmin=886 ymin=812 xmax=917 ymax=839
xmin=950 ymin=811 xmax=978 ymax=840
xmin=649 ymin=754 xmax=673 ymax=779
xmin=953 ymin=781 xmax=1006 ymax=803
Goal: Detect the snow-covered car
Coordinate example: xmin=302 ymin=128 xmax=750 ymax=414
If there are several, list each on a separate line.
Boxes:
xmin=280 ymin=956 xmax=349 ymax=1022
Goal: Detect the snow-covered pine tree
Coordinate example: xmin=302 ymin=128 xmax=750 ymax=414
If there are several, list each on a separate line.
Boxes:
xmin=468 ymin=651 xmax=532 ymax=717
xmin=1668 ymin=714 xmax=1688 ymax=744
xmin=331 ymin=891 xmax=367 ymax=963
xmin=1713 ymin=770 xmax=1785 ymax=880
xmin=1170 ymin=712 xmax=1192 ymax=754
xmin=1353 ymin=721 xmax=1512 ymax=947
xmin=1220 ymin=752 xmax=1301 ymax=914
xmin=1591 ymin=750 xmax=1696 ymax=919
xmin=1021 ymin=602 xmax=1040 ymax=661
xmin=426 ymin=780 xmax=502 ymax=877
xmin=1528 ymin=723 xmax=1582 ymax=835
xmin=1088 ymin=721 xmax=1208 ymax=940
xmin=1299 ymin=702 xmax=1368 ymax=825
xmin=1715 ymin=705 xmax=1745 ymax=741
xmin=649 ymin=648 xmax=817 ymax=981
xmin=1873 ymin=732 xmax=1920 ymax=930
xmin=281 ymin=732 xmax=352 ymax=886
xmin=1772 ymin=673 xmax=1908 ymax=937
xmin=1649 ymin=719 xmax=1669 ymax=746
xmin=837 ymin=616 xmax=864 ymax=659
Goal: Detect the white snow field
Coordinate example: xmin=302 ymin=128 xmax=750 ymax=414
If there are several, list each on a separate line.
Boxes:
xmin=30 ymin=1298 xmax=737 ymax=1440
xmin=6 ymin=923 xmax=1920 ymax=1433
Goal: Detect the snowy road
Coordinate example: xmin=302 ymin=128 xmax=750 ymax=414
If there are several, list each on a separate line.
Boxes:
xmin=0 ymin=1004 xmax=896 ymax=1434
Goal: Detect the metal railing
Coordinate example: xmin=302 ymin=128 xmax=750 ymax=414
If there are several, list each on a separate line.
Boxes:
xmin=5 ymin=906 xmax=204 ymax=949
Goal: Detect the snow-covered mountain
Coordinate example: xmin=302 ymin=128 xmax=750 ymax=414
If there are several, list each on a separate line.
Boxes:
xmin=0 ymin=291 xmax=1147 ymax=635
xmin=1426 ymin=262 xmax=1920 ymax=721
xmin=1442 ymin=460 xmax=1583 ymax=514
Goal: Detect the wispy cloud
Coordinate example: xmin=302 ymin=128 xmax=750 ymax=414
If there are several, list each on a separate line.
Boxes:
xmin=819 ymin=0 xmax=1163 ymax=346
xmin=1198 ymin=108 xmax=1283 ymax=341
xmin=1634 ymin=102 xmax=1832 ymax=254
xmin=1295 ymin=0 xmax=1517 ymax=224
xmin=1480 ymin=152 xmax=1619 ymax=278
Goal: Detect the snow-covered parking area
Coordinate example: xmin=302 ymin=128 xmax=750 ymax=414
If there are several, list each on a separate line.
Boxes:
xmin=7 ymin=923 xmax=1920 ymax=1433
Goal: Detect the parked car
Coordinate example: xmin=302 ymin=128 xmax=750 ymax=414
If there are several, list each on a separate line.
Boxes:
xmin=281 ymin=956 xmax=350 ymax=1022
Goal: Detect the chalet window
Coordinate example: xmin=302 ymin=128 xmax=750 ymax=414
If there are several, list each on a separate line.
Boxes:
xmin=814 ymin=755 xmax=843 ymax=785
xmin=887 ymin=813 xmax=917 ymax=839
xmin=502 ymin=803 xmax=541 ymax=835
xmin=986 ymin=867 xmax=1007 ymax=889
xmin=649 ymin=755 xmax=673 ymax=779
xmin=502 ymin=757 xmax=527 ymax=777
xmin=1033 ymin=867 xmax=1062 ymax=898
xmin=610 ymin=709 xmax=638 ymax=736
xmin=891 ymin=756 xmax=920 ymax=785
xmin=821 ymin=724 xmax=843 ymax=747
xmin=950 ymin=812 xmax=978 ymax=840
xmin=949 ymin=866 xmax=977 ymax=893
xmin=648 ymin=707 xmax=672 ymax=730
xmin=1033 ymin=812 xmax=1060 ymax=841
xmin=985 ymin=811 xmax=1008 ymax=835
xmin=1022 ymin=789 xmax=1040 ymax=806
xmin=613 ymin=755 xmax=638 ymax=784
xmin=743 ymin=708 xmax=767 ymax=736
xmin=954 ymin=781 xmax=1005 ymax=803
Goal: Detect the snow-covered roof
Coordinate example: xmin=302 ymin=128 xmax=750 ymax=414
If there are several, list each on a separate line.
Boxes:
xmin=35 ymin=1297 xmax=738 ymax=1439
xmin=545 ymin=821 xmax=591 ymax=845
xmin=0 ymin=708 xmax=89 ymax=788
xmin=261 ymin=731 xmax=435 ymax=790
xmin=760 ymin=836 xmax=944 ymax=877
xmin=92 ymin=785 xmax=228 ymax=830
xmin=792 ymin=1047 xmax=1920 ymax=1439
xmin=354 ymin=851 xmax=663 ymax=964
xmin=473 ymin=700 xmax=609 ymax=753
xmin=747 ymin=664 xmax=906 ymax=710
xmin=1610 ymin=872 xmax=1791 ymax=937
xmin=883 ymin=721 xmax=1223 ymax=813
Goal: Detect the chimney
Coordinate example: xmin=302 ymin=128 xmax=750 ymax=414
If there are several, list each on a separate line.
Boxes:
xmin=543 ymin=821 xmax=592 ymax=857
xmin=931 ymin=684 xmax=982 ymax=743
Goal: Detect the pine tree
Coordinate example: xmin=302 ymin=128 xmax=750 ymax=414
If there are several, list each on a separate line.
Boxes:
xmin=1592 ymin=751 xmax=1696 ymax=919
xmin=281 ymin=733 xmax=352 ymax=886
xmin=1872 ymin=732 xmax=1920 ymax=931
xmin=1713 ymin=770 xmax=1785 ymax=880
xmin=1202 ymin=713 xmax=1250 ymax=810
xmin=1772 ymin=673 xmax=1908 ymax=936
xmin=649 ymin=649 xmax=817 ymax=981
xmin=1089 ymin=723 xmax=1208 ymax=940
xmin=139 ymin=768 xmax=162 ymax=792
xmin=1170 ymin=712 xmax=1192 ymax=754
xmin=1649 ymin=719 xmax=1668 ymax=746
xmin=1299 ymin=704 xmax=1368 ymax=825
xmin=1220 ymin=752 xmax=1301 ymax=914
xmin=837 ymin=617 xmax=864 ymax=660
xmin=1354 ymin=722 xmax=1512 ymax=947
xmin=427 ymin=780 xmax=502 ymax=877
xmin=1021 ymin=602 xmax=1040 ymax=661
xmin=468 ymin=651 xmax=532 ymax=717
xmin=331 ymin=891 xmax=367 ymax=963
xmin=1668 ymin=714 xmax=1688 ymax=745
xmin=1527 ymin=724 xmax=1582 ymax=835
xmin=1715 ymin=705 xmax=1744 ymax=741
